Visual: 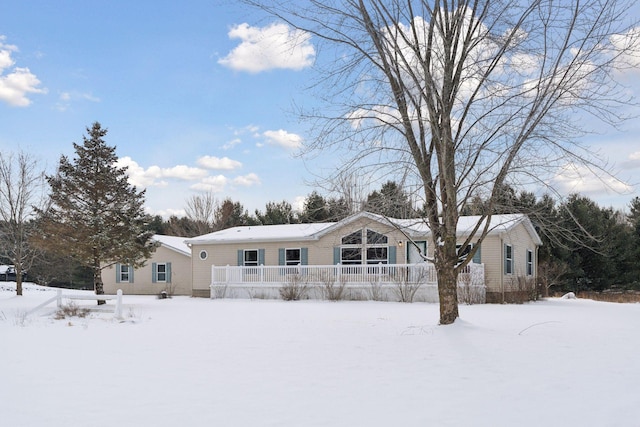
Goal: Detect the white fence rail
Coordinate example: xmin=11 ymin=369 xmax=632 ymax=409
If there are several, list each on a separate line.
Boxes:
xmin=210 ymin=263 xmax=485 ymax=303
xmin=27 ymin=289 xmax=124 ymax=319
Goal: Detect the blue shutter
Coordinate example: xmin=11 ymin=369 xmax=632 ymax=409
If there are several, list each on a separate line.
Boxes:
xmin=129 ymin=265 xmax=134 ymax=283
xmin=152 ymin=263 xmax=157 ymax=283
xmin=237 ymin=250 xmax=243 ymax=266
xmin=167 ymin=262 xmax=172 ymax=283
xmin=115 ymin=263 xmax=121 ymax=283
xmin=388 ymin=246 xmax=396 ymax=264
xmin=504 ymin=244 xmax=508 ymax=274
xmin=278 ymin=248 xmax=285 ymax=265
xmin=333 ymin=247 xmax=340 ymax=264
xmin=473 ymin=243 xmax=481 ymax=264
xmin=258 ymin=249 xmax=265 ymax=265
xmin=301 ymin=248 xmax=308 ymax=265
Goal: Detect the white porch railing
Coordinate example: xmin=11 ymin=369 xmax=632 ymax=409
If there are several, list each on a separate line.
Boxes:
xmin=210 ymin=263 xmax=485 ymax=303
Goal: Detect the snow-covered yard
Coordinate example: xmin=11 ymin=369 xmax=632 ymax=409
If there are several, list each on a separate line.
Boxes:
xmin=1 ymin=283 xmax=639 ymax=427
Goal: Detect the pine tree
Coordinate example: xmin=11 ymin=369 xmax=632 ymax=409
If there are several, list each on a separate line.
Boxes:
xmin=35 ymin=122 xmax=156 ymax=301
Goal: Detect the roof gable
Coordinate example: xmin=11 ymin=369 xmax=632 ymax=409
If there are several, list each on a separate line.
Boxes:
xmin=153 ymin=235 xmax=191 ymax=256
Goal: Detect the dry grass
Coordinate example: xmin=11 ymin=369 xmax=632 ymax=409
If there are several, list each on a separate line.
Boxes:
xmin=576 ymin=291 xmax=640 ymax=303
xmin=55 ymin=301 xmax=90 ymax=319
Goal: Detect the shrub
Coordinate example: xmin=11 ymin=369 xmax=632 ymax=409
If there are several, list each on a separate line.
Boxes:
xmin=55 ymin=301 xmax=90 ymax=319
xmin=321 ymin=272 xmax=347 ymax=301
xmin=279 ymin=274 xmax=309 ymax=301
xmin=392 ymin=267 xmax=424 ymax=303
xmin=457 ymin=272 xmax=485 ymax=304
xmin=368 ymin=282 xmax=385 ymax=301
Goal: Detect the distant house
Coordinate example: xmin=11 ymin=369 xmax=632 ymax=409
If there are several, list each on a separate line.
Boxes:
xmin=102 ymin=235 xmax=192 ymax=296
xmin=0 ymin=265 xmax=26 ymax=282
xmin=185 ymin=211 xmax=542 ymax=302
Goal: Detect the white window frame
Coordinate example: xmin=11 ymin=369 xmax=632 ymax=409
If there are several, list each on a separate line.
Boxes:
xmin=505 ymin=244 xmax=513 ymax=275
xmin=340 ymin=228 xmax=390 ymax=265
xmin=285 ymin=248 xmax=301 ymax=266
xmin=244 ymin=249 xmax=259 ymax=267
xmin=526 ymin=249 xmax=534 ymax=276
xmin=156 ymin=263 xmax=167 ymax=283
xmin=119 ymin=264 xmax=130 ymax=283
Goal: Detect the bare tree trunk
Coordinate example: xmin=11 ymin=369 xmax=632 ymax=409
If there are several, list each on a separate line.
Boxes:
xmin=435 ymin=230 xmax=461 ymax=324
xmin=15 ymin=265 xmax=23 ymax=296
xmin=437 ymin=266 xmax=459 ymax=325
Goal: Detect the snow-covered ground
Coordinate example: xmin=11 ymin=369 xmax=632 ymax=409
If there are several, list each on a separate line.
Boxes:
xmin=1 ymin=283 xmax=639 ymax=427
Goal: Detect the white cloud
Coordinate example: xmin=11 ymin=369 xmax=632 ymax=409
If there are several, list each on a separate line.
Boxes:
xmin=553 ymin=163 xmax=633 ymax=196
xmin=222 ymin=138 xmax=242 ymax=150
xmin=263 ymin=129 xmax=303 ymax=149
xmin=56 ymin=91 xmax=101 ymax=112
xmin=197 ymin=155 xmax=242 ymax=170
xmin=0 ymin=36 xmax=46 ymax=107
xmin=191 ymin=175 xmax=228 ymax=192
xmin=145 ymin=206 xmax=186 ymax=219
xmin=292 ymin=195 xmax=306 ymax=212
xmin=620 ymin=151 xmax=640 ymax=170
xmin=233 ymin=173 xmax=261 ymax=187
xmin=219 ymin=22 xmax=315 ymax=73
xmin=116 ymin=157 xmax=208 ymax=188
xmin=148 ymin=164 xmax=208 ymax=180
xmin=610 ymin=27 xmax=640 ymax=72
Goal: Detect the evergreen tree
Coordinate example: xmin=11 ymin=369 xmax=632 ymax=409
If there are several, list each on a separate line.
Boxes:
xmin=35 ymin=122 xmax=156 ymax=301
xmin=558 ymin=195 xmax=616 ymax=292
xmin=255 ymin=200 xmax=299 ymax=225
xmin=364 ymin=181 xmax=415 ymax=218
xmin=300 ymin=191 xmax=331 ymax=223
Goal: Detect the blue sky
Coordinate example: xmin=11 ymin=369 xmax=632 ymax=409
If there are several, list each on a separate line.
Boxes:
xmin=1 ymin=1 xmax=640 ymax=218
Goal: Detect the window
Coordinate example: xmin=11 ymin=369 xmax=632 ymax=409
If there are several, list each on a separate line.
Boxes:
xmin=341 ymin=247 xmax=362 ymax=265
xmin=199 ymin=250 xmax=208 ymax=260
xmin=457 ymin=244 xmax=472 ymax=260
xmin=119 ymin=264 xmax=130 ymax=282
xmin=156 ymin=263 xmax=167 ymax=282
xmin=504 ymin=244 xmax=513 ymax=275
xmin=118 ymin=264 xmax=131 ymax=283
xmin=339 ymin=228 xmax=390 ymax=265
xmin=285 ymin=248 xmax=301 ymax=266
xmin=526 ymin=250 xmax=534 ymax=276
xmin=366 ymin=229 xmax=387 ymax=244
xmin=456 ymin=243 xmax=480 ymax=264
xmin=366 ymin=247 xmax=388 ymax=264
xmin=244 ymin=249 xmax=259 ymax=267
xmin=342 ymin=230 xmax=362 ymax=245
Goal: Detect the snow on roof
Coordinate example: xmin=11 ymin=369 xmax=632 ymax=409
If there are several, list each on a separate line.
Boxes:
xmin=185 ymin=223 xmax=336 ymax=245
xmin=389 ymin=213 xmax=541 ymax=244
xmin=184 ymin=212 xmax=541 ymax=245
xmin=153 ymin=235 xmax=191 ymax=256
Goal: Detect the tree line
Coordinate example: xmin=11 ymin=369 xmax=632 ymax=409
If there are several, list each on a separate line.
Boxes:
xmin=148 ymin=180 xmax=640 ymax=294
xmin=2 ymin=123 xmax=639 ymax=296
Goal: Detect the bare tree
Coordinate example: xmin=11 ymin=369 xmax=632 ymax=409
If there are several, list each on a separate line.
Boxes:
xmin=0 ymin=151 xmax=46 ymax=296
xmin=185 ymin=191 xmax=219 ymax=235
xmin=245 ymin=0 xmax=639 ymax=323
